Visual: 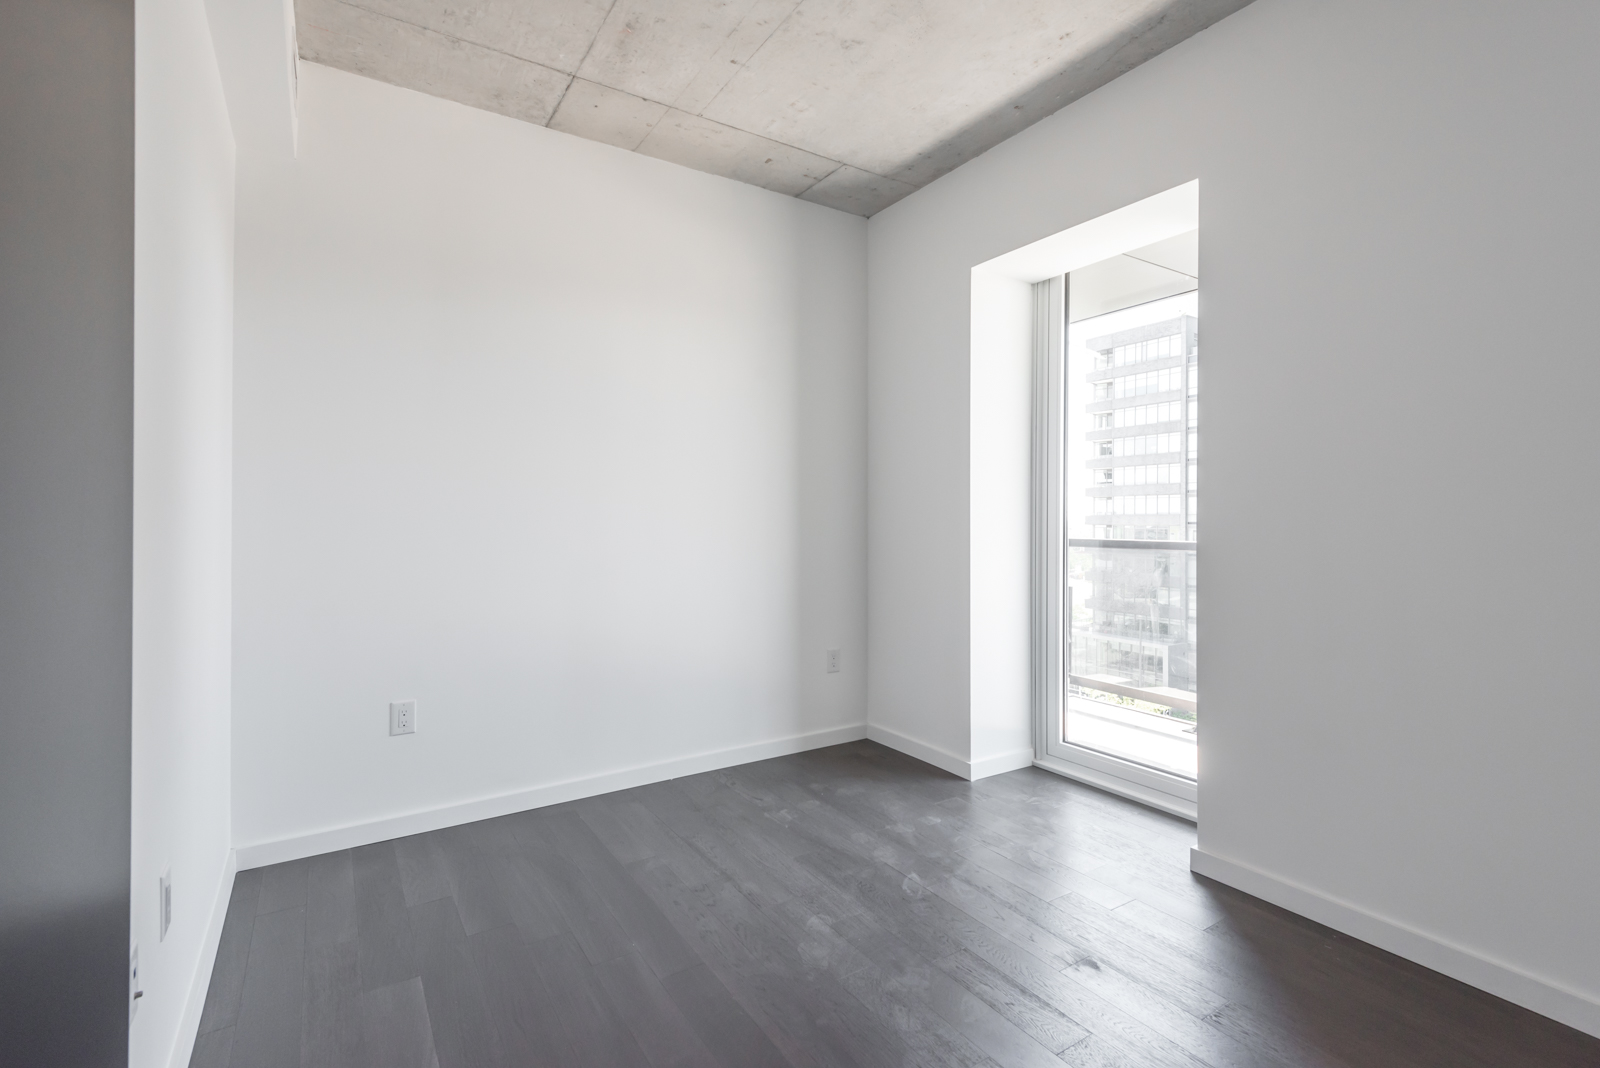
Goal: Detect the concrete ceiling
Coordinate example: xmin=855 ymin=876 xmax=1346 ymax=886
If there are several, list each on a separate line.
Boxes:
xmin=295 ymin=0 xmax=1252 ymax=216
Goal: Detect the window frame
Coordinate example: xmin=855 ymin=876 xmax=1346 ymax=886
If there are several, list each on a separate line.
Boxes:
xmin=1031 ymin=274 xmax=1198 ymax=819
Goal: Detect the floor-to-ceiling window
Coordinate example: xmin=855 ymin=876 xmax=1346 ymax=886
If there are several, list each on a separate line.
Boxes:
xmin=1064 ymin=292 xmax=1197 ymax=779
xmin=1038 ymin=228 xmax=1198 ymax=809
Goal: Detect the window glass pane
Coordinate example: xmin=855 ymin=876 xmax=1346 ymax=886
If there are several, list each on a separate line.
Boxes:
xmin=1064 ymin=290 xmax=1198 ymax=779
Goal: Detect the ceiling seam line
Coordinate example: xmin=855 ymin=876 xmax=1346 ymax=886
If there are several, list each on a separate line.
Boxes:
xmin=642 ymin=104 xmax=852 ymax=179
xmin=320 ymin=0 xmax=581 ymax=83
xmin=794 ymin=162 xmax=846 ymax=198
xmin=571 ymin=0 xmax=623 ymax=83
xmin=666 ymin=4 xmax=754 ymax=112
xmin=552 ymin=0 xmax=623 ymax=129
xmin=693 ymin=0 xmax=804 ymax=118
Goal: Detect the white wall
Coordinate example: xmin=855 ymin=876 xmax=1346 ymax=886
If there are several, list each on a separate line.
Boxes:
xmin=966 ymin=272 xmax=1035 ymax=778
xmin=868 ymin=0 xmax=1600 ymax=1036
xmin=231 ymin=63 xmax=867 ymax=860
xmin=131 ymin=0 xmax=236 ymax=1065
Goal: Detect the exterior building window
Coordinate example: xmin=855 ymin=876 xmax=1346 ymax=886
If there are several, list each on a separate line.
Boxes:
xmin=1062 ymin=296 xmax=1198 ymax=781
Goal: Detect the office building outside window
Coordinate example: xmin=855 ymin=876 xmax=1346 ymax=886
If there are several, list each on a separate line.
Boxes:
xmin=1063 ymin=300 xmax=1198 ymax=779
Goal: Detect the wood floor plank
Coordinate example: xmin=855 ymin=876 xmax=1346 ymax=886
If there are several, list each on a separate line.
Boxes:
xmin=467 ymin=816 xmax=568 ymax=942
xmin=526 ymin=933 xmax=655 ymax=1068
xmin=351 ymin=842 xmax=416 ymax=993
xmin=665 ymin=777 xmax=868 ymax=923
xmin=942 ymin=863 xmax=1228 ymax=1019
xmin=392 ymin=832 xmax=454 ymax=909
xmin=826 ymin=908 xmax=1071 ymax=1068
xmin=301 ymin=937 xmax=364 ymax=1068
xmin=536 ymin=808 xmax=702 ymax=979
xmin=469 ymin=927 xmax=580 ymax=1068
xmin=572 ymin=794 xmax=658 ymax=866
xmin=195 ymin=867 xmax=264 ymax=1037
xmin=199 ymin=743 xmax=1600 ymax=1068
xmin=301 ymin=849 xmax=366 ymax=1068
xmin=361 ymin=976 xmax=437 ymax=1068
xmin=631 ymin=852 xmax=901 ymax=1068
xmin=505 ymin=814 xmax=636 ymax=966
xmin=305 ymin=850 xmax=357 ymax=947
xmin=432 ymin=823 xmax=517 ymax=937
xmin=230 ymin=905 xmax=307 ymax=1068
xmin=936 ymin=944 xmax=1212 ymax=1068
xmin=410 ymin=898 xmax=505 ymax=1068
xmin=660 ymin=963 xmax=792 ymax=1068
xmin=623 ymin=857 xmax=819 ymax=1067
xmin=258 ymin=858 xmax=313 ymax=916
xmin=930 ymin=947 xmax=1110 ymax=1057
xmin=594 ymin=949 xmax=720 ymax=1068
xmin=189 ymin=1026 xmax=235 ymax=1068
xmin=760 ymin=896 xmax=999 ymax=1068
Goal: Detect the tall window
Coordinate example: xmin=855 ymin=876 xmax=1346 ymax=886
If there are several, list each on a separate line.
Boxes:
xmin=1057 ymin=291 xmax=1198 ymax=781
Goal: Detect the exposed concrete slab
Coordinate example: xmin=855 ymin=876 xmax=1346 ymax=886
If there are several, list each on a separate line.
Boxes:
xmin=338 ymin=0 xmax=611 ymax=74
xmin=297 ymin=0 xmax=1256 ymax=214
xmin=549 ymin=78 xmax=669 ymax=151
xmin=577 ymin=0 xmax=779 ymax=107
xmin=701 ymin=0 xmax=1252 ymax=187
xmin=671 ymin=0 xmax=803 ymax=114
xmin=799 ymin=165 xmax=917 ymax=217
xmin=298 ymin=0 xmax=571 ymax=126
xmin=636 ymin=109 xmax=840 ymax=196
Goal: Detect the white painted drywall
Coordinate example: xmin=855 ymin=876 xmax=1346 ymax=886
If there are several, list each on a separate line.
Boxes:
xmin=968 ymin=271 xmax=1035 ymax=776
xmin=868 ymin=0 xmax=1600 ymax=1033
xmin=230 ymin=63 xmax=867 ymax=856
xmin=131 ymin=0 xmax=236 ymax=1065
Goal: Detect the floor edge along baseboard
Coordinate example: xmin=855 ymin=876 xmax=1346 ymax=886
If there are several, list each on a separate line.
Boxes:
xmin=864 ymin=723 xmax=973 ymax=779
xmin=234 ymin=723 xmax=868 ymax=870
xmin=1190 ymin=847 xmax=1600 ymax=1041
xmin=167 ymin=849 xmax=237 ymax=1068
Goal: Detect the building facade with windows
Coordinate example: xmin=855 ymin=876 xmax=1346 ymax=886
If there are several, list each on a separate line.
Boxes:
xmin=1074 ymin=314 xmax=1198 ymax=694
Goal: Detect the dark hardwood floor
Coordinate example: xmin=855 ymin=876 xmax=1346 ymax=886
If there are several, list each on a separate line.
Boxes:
xmin=190 ymin=741 xmax=1600 ymax=1068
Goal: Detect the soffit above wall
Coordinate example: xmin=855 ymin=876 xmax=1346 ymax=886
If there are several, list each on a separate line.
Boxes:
xmin=294 ymin=0 xmax=1254 ymax=216
xmin=1069 ymin=229 xmax=1198 ymax=321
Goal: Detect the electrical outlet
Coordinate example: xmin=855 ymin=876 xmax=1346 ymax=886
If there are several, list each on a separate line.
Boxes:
xmin=159 ymin=867 xmax=172 ymax=942
xmin=825 ymin=648 xmax=842 ymax=674
xmin=389 ymin=699 xmax=417 ymax=736
xmin=130 ymin=944 xmax=142 ymax=1020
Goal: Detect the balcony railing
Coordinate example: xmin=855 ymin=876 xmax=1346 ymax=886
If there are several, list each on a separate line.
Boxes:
xmin=1068 ymin=673 xmax=1196 ymax=715
xmin=1064 ymin=538 xmax=1197 ymax=779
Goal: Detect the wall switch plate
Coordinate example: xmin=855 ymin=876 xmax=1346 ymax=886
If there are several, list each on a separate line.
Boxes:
xmin=825 ymin=648 xmax=842 ymax=673
xmin=159 ymin=867 xmax=172 ymax=942
xmin=389 ymin=699 xmax=417 ymax=736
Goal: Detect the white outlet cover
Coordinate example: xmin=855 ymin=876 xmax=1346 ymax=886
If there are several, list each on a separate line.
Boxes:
xmin=159 ymin=868 xmax=171 ymax=941
xmin=389 ymin=699 xmax=417 ymax=736
xmin=130 ymin=944 xmax=141 ymax=1020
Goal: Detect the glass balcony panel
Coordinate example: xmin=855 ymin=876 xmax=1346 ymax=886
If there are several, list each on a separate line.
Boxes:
xmin=1066 ymin=544 xmax=1196 ymax=779
xmin=1065 ymin=289 xmax=1198 ymax=781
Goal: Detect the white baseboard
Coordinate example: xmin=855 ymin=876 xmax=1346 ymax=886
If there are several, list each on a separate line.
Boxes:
xmin=235 ymin=723 xmax=868 ymax=869
xmin=866 ymin=723 xmax=971 ymax=779
xmin=1190 ymin=847 xmax=1600 ymax=1040
xmin=1033 ymin=753 xmax=1197 ymax=821
xmin=969 ymin=747 xmax=1036 ymax=780
xmin=167 ymin=848 xmax=237 ymax=1068
xmin=864 ymin=724 xmax=1032 ymax=781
